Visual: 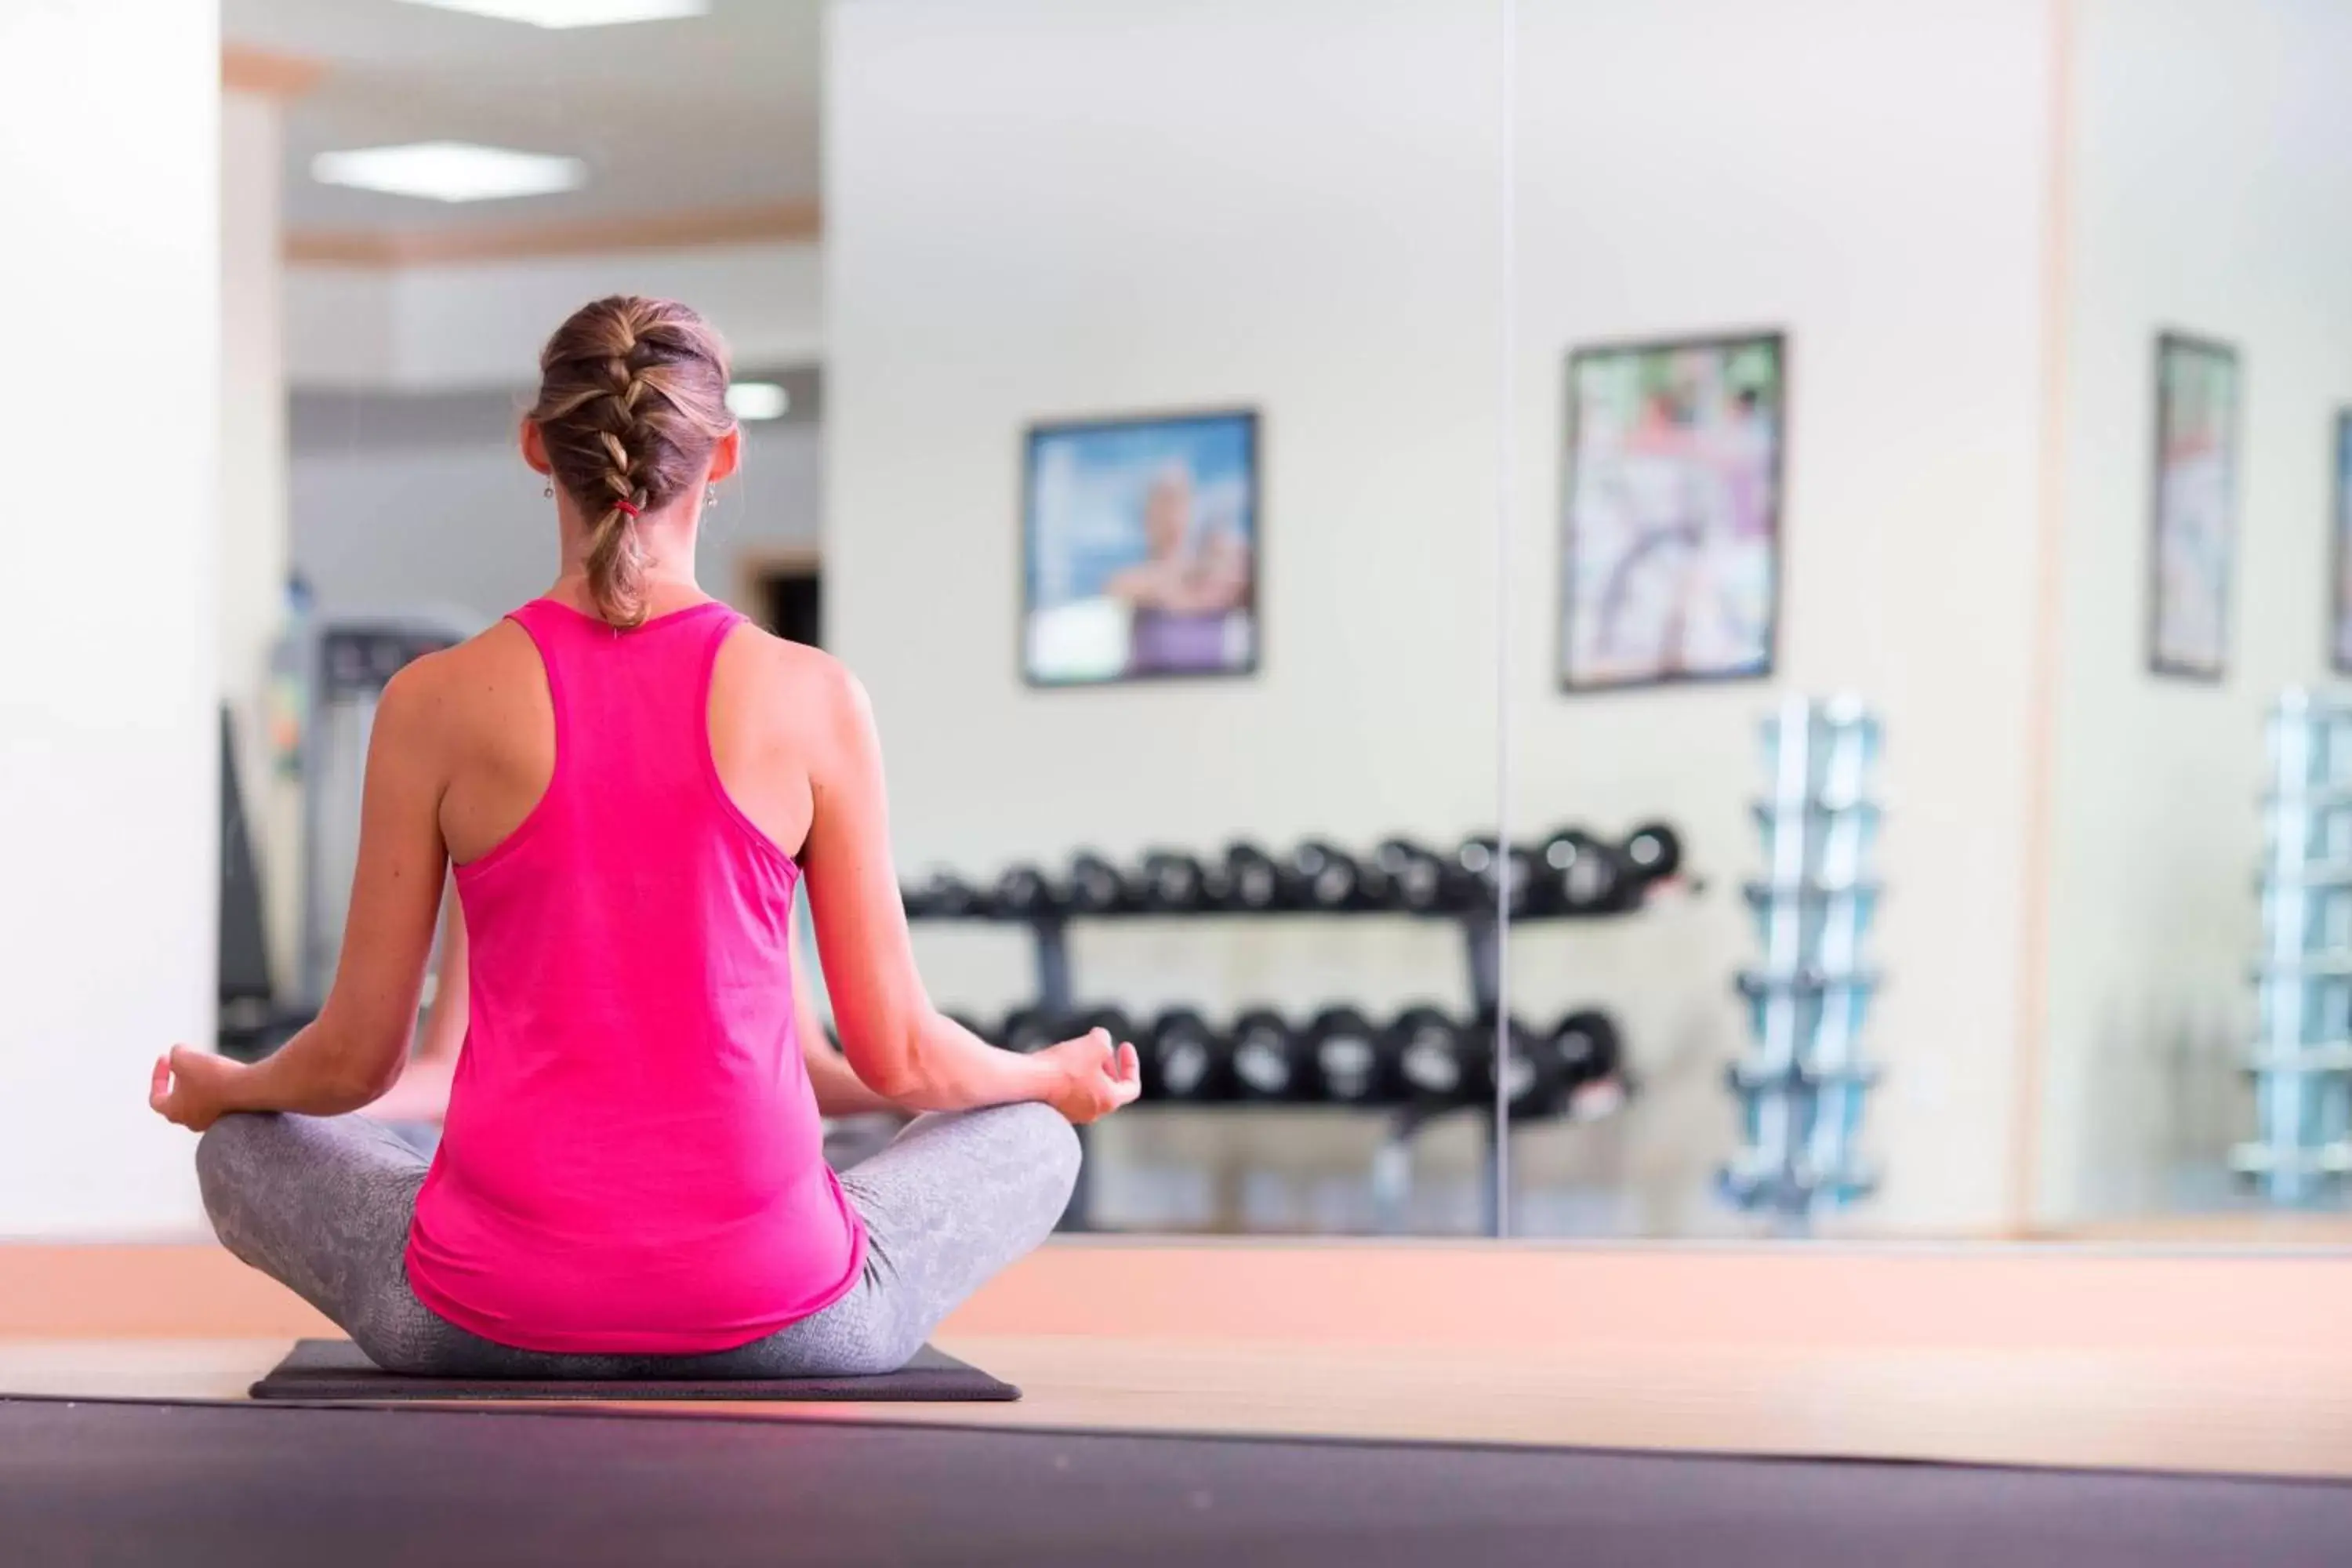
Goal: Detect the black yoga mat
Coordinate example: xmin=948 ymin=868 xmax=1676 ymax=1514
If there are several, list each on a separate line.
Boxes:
xmin=249 ymin=1338 xmax=1018 ymax=1403
xmin=6 ymin=1394 xmax=2352 ymax=1568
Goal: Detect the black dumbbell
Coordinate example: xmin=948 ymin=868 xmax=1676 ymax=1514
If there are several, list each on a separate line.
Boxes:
xmin=904 ymin=868 xmax=983 ymax=920
xmin=1373 ymin=837 xmax=1450 ymax=913
xmin=1073 ymin=1003 xmax=1135 ymax=1047
xmin=1514 ymin=1026 xmax=1572 ymax=1116
xmin=1621 ymin=822 xmax=1682 ymax=886
xmin=1065 ymin=851 xmax=1133 ymax=916
xmin=1196 ymin=853 xmax=1236 ymax=909
xmin=1145 ymin=1007 xmax=1232 ymax=1102
xmin=1229 ymin=1007 xmax=1314 ymax=1100
xmin=998 ymin=1004 xmax=1066 ymax=1054
xmin=1289 ymin=840 xmax=1371 ymax=912
xmin=1452 ymin=834 xmax=1538 ymax=916
xmin=1536 ymin=827 xmax=1633 ymax=915
xmin=1137 ymin=849 xmax=1210 ymax=913
xmin=1550 ymin=1007 xmax=1623 ymax=1088
xmin=1306 ymin=1004 xmax=1399 ymax=1105
xmin=1221 ymin=841 xmax=1294 ymax=913
xmin=993 ymin=862 xmax=1062 ymax=920
xmin=1469 ymin=1010 xmax=1570 ymax=1116
xmin=1389 ymin=1005 xmax=1473 ymax=1103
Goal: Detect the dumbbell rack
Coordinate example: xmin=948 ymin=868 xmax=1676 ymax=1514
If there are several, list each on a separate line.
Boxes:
xmin=1721 ymin=696 xmax=1884 ymax=1231
xmin=2231 ymin=691 xmax=2352 ymax=1204
xmin=912 ymin=868 xmax=1679 ymax=1236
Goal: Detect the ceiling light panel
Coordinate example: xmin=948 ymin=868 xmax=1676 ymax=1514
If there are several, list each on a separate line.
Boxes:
xmin=395 ymin=0 xmax=711 ymax=27
xmin=310 ymin=142 xmax=587 ymax=203
xmin=727 ymin=383 xmax=792 ymax=421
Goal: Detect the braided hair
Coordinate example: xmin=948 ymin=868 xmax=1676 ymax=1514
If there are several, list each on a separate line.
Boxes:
xmin=528 ymin=296 xmax=737 ymax=627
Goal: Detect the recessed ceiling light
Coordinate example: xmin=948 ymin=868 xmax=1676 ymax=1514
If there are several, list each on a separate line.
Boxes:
xmin=727 ymin=382 xmax=792 ymax=421
xmin=310 ymin=142 xmax=586 ymax=204
xmin=395 ymin=0 xmax=710 ymax=27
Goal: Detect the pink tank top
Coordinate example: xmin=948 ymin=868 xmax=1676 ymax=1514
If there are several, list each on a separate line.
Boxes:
xmin=405 ymin=597 xmax=865 ymax=1355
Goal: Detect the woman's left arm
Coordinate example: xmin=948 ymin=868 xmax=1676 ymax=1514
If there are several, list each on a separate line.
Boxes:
xmin=151 ymin=660 xmax=452 ymax=1131
xmin=793 ymin=894 xmax=902 ymax=1119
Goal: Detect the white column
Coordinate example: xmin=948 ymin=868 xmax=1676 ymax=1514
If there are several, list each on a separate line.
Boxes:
xmin=0 ymin=3 xmax=220 ymax=1235
xmin=221 ymin=78 xmax=304 ymax=990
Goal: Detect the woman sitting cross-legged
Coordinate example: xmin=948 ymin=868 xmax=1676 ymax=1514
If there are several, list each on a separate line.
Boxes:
xmin=149 ymin=295 xmax=1138 ymax=1377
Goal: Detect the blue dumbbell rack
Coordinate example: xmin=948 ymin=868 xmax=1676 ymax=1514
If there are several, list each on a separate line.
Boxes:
xmin=2231 ymin=690 xmax=2352 ymax=1204
xmin=1721 ymin=695 xmax=1884 ymax=1229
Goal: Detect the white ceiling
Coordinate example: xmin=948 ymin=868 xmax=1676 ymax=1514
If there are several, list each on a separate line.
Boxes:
xmin=223 ymin=0 xmax=825 ymax=234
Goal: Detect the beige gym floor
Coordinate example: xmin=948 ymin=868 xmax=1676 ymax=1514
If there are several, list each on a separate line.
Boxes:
xmin=6 ymin=1240 xmax=2352 ymax=1479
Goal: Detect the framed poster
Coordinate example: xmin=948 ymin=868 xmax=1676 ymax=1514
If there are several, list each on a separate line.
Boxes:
xmin=2149 ymin=332 xmax=2239 ymax=680
xmin=1559 ymin=332 xmax=1782 ymax=691
xmin=2333 ymin=411 xmax=2352 ymax=676
xmin=1021 ymin=409 xmax=1260 ymax=687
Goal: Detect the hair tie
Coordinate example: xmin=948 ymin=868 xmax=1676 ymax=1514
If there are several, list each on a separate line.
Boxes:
xmin=615 ymin=499 xmax=641 ymax=518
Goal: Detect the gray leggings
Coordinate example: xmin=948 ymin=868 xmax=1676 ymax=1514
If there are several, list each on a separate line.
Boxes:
xmin=196 ymin=1102 xmax=1080 ymax=1378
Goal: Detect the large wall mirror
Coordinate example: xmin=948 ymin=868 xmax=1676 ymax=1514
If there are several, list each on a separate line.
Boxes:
xmin=826 ymin=2 xmax=1515 ymax=1236
xmin=217 ymin=0 xmax=1517 ymax=1238
xmin=220 ymin=0 xmax=2341 ymax=1250
xmin=1493 ymin=0 xmax=2056 ymax=1240
xmin=2034 ymin=0 xmax=2352 ymax=1239
xmin=1494 ymin=0 xmax=2352 ymax=1247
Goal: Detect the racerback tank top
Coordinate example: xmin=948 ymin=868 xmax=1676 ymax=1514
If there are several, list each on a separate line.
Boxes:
xmin=405 ymin=597 xmax=865 ymax=1354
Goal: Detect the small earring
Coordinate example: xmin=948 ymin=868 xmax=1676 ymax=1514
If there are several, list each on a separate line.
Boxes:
xmin=543 ymin=482 xmax=554 ymax=499
xmin=704 ymin=488 xmax=718 ymax=510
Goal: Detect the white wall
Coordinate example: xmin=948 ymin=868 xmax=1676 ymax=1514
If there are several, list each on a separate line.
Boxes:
xmin=222 ymin=92 xmax=288 ymax=706
xmin=1499 ymin=0 xmax=2056 ymax=1235
xmin=827 ymin=0 xmax=1504 ymax=1018
xmin=221 ymin=86 xmax=303 ymax=989
xmin=289 ymin=241 xmax=822 ymax=392
xmin=2038 ymin=0 xmax=2352 ymax=1219
xmin=828 ymin=0 xmax=1508 ymax=1229
xmin=829 ymin=0 xmax=2059 ymax=1235
xmin=291 ymin=409 xmax=822 ymax=626
xmin=0 ymin=2 xmax=217 ymax=1235
xmin=285 ymin=263 xmax=395 ymax=389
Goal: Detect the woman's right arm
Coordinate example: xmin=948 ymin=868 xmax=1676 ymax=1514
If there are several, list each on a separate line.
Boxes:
xmin=797 ymin=659 xmax=1138 ymax=1121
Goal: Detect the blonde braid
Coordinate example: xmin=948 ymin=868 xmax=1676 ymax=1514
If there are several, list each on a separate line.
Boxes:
xmin=528 ymin=296 xmax=740 ymax=629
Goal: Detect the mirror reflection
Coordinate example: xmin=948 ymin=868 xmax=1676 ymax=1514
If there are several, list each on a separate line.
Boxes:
xmin=1495 ymin=0 xmax=2352 ymax=1243
xmin=220 ymin=0 xmax=2351 ymax=1252
xmin=2035 ymin=0 xmax=2352 ymax=1235
xmin=218 ymin=0 xmax=1511 ymax=1240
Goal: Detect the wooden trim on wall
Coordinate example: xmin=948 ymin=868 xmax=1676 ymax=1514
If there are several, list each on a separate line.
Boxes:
xmin=222 ymin=44 xmax=326 ymax=100
xmin=2008 ymin=0 xmax=2078 ymax=1235
xmin=16 ymin=1240 xmax=2352 ymax=1349
xmin=285 ymin=201 xmax=823 ymax=269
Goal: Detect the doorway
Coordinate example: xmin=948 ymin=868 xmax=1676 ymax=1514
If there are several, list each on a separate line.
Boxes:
xmin=742 ymin=549 xmax=822 ymax=648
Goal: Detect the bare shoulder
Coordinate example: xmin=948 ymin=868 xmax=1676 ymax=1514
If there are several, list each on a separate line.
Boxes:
xmin=717 ymin=623 xmax=871 ymax=742
xmin=403 ymin=620 xmax=540 ymax=700
xmin=377 ymin=622 xmax=544 ymax=743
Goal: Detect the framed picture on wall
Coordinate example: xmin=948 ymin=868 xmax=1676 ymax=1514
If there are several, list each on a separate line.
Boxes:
xmin=1559 ymin=332 xmax=1783 ymax=692
xmin=1021 ymin=408 xmax=1260 ymax=687
xmin=2332 ymin=412 xmax=2352 ymax=676
xmin=2148 ymin=332 xmax=2239 ymax=680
